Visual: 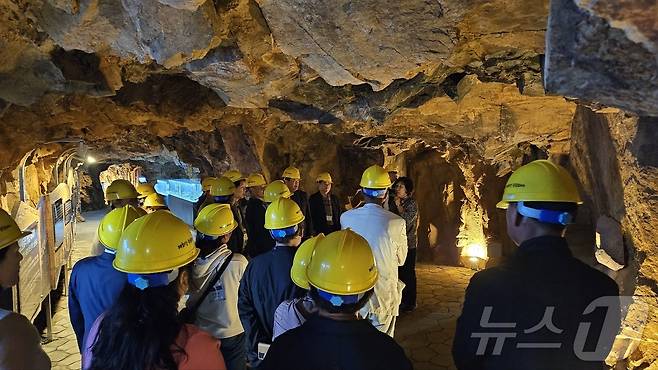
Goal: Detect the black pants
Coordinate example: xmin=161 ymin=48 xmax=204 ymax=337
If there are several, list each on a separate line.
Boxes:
xmin=399 ymin=248 xmax=417 ymax=307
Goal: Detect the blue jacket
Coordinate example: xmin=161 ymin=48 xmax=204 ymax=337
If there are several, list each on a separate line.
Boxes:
xmin=68 ymin=251 xmax=127 ymax=350
xmin=238 ymin=245 xmax=304 ymax=368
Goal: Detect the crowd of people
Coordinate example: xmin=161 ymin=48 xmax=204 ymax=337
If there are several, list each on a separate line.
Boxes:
xmin=0 ymin=160 xmax=620 ymax=370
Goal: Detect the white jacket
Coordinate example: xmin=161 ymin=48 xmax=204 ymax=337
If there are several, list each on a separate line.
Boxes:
xmin=191 ymin=245 xmax=248 ymax=339
xmin=340 ymin=203 xmax=408 ymax=318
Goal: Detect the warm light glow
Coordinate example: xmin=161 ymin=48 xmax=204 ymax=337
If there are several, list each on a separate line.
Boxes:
xmin=86 ymin=155 xmax=96 ymax=164
xmin=461 ymin=242 xmax=488 ymax=260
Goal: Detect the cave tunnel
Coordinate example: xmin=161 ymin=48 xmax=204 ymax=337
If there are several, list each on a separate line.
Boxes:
xmin=0 ymin=0 xmax=657 ymax=369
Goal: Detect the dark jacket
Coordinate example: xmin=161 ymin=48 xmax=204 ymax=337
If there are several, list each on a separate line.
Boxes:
xmin=68 ymin=252 xmax=127 ymax=350
xmin=244 ymin=197 xmax=275 ymax=258
xmin=227 ymin=202 xmax=245 ymax=254
xmin=193 ymin=193 xmax=209 ymax=220
xmin=452 ymin=236 xmax=620 ymax=370
xmin=262 ymin=316 xmax=413 ymax=370
xmin=238 ymin=246 xmax=304 ymax=368
xmin=291 ymin=190 xmax=314 ymax=238
xmin=308 ymin=191 xmax=342 ymax=235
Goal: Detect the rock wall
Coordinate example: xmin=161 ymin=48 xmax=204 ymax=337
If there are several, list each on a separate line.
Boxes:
xmin=570 ymin=106 xmax=658 ymax=368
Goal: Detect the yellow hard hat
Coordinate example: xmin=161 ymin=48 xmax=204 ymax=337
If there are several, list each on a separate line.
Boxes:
xmin=224 ymin=170 xmax=246 ymax=183
xmin=246 ymin=173 xmax=267 ymax=188
xmin=263 ymin=180 xmax=292 ymax=203
xmin=265 ymin=197 xmax=305 ymax=230
xmin=290 ymin=234 xmax=325 ymax=289
xmin=97 ymin=205 xmax=142 ymax=250
xmin=0 ymin=209 xmax=30 ymax=250
xmin=360 ymin=165 xmax=392 ymax=189
xmin=306 ymin=229 xmax=378 ymax=295
xmin=194 ymin=203 xmax=238 ymax=237
xmin=114 ymin=211 xmax=199 ymax=274
xmin=105 ymin=179 xmax=139 ymax=201
xmin=282 ymin=167 xmax=301 ymax=180
xmin=136 ymin=183 xmax=156 ymax=199
xmin=208 ymin=176 xmax=236 ymax=197
xmin=497 ymin=160 xmax=583 ymax=209
xmin=201 ymin=177 xmax=220 ymax=192
xmin=143 ymin=193 xmax=167 ymax=208
xmin=316 ymin=172 xmax=333 ymax=184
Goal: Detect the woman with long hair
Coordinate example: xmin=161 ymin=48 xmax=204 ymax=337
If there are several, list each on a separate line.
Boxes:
xmin=391 ymin=176 xmax=419 ymax=312
xmin=83 ymin=210 xmax=226 ymax=370
xmin=0 ymin=209 xmax=50 ymax=370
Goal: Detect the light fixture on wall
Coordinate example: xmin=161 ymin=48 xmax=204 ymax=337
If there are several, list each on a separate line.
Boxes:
xmin=86 ymin=155 xmax=97 ymax=164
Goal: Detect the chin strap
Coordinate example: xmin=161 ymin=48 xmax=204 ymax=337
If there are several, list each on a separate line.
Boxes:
xmin=516 ymin=201 xmax=574 ymax=225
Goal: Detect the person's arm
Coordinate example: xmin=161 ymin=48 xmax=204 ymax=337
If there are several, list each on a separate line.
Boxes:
xmin=332 ymin=195 xmax=343 ymax=225
xmin=0 ymin=313 xmax=51 ymax=370
xmin=68 ymin=266 xmax=85 ymax=351
xmin=238 ymin=267 xmax=263 ymax=364
xmin=304 ymin=195 xmax=315 ymax=237
xmin=399 ymin=199 xmax=418 ymax=230
xmin=395 ymin=219 xmax=408 ymax=267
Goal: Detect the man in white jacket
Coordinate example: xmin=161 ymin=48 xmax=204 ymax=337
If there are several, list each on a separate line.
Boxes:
xmin=190 ymin=203 xmax=249 ymax=370
xmin=340 ymin=165 xmax=408 ymax=337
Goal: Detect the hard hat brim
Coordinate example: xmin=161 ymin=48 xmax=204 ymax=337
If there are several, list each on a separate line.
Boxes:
xmin=496 ymin=201 xmax=509 ymax=209
xmin=0 ymin=231 xmax=31 ymax=250
xmin=113 ymin=247 xmax=200 ymax=274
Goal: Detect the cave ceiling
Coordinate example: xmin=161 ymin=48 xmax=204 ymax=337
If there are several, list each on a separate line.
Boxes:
xmin=1 ymin=0 xmax=654 ymax=173
xmin=0 ymin=0 xmax=575 ymax=171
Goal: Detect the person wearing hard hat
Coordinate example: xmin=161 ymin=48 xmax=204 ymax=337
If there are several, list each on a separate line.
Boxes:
xmin=309 ymin=172 xmax=342 ymax=235
xmin=246 ymin=173 xmax=267 ymax=201
xmin=340 ymin=165 xmax=407 ymax=337
xmin=0 ymin=209 xmax=50 ymax=370
xmin=143 ymin=192 xmax=169 ymax=213
xmin=104 ymin=179 xmax=140 ymax=209
xmin=190 ymin=204 xmax=249 ymax=370
xmin=238 ymin=197 xmax=306 ymax=369
xmin=69 ymin=205 xmax=141 ymax=351
xmin=271 ymin=234 xmax=324 ymax=340
xmin=224 ymin=170 xmax=248 ymax=213
xmin=207 ymin=176 xmax=247 ymax=254
xmin=453 ymin=160 xmax=620 ymax=370
xmin=136 ymin=183 xmax=156 ymax=206
xmin=244 ymin=175 xmax=273 ymax=258
xmin=282 ymin=167 xmax=315 ymax=238
xmin=82 ymin=211 xmax=226 ymax=370
xmin=194 ymin=177 xmax=219 ymax=218
xmin=261 ymin=229 xmax=413 ymax=370
xmin=244 ymin=180 xmax=291 ymax=258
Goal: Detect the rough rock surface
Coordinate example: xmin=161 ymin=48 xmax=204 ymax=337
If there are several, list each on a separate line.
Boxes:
xmin=570 ymin=107 xmax=658 ymax=368
xmin=545 ymin=0 xmax=658 ymax=116
xmin=35 ymin=0 xmax=222 ymax=68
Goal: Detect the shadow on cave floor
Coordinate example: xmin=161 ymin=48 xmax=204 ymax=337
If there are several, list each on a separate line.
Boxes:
xmin=395 ymin=264 xmax=475 ymax=370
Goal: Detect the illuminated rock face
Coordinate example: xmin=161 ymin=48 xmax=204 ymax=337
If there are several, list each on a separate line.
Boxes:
xmin=0 ymin=0 xmax=656 ymax=366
